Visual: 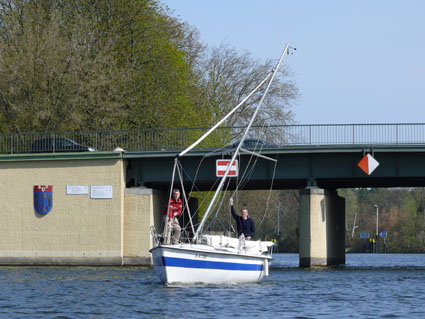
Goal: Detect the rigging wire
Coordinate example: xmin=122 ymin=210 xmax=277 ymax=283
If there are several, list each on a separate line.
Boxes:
xmin=204 ymin=177 xmax=232 ymax=233
xmin=178 ymin=117 xmax=279 ymax=238
xmin=232 ymin=120 xmax=272 ymax=191
xmin=258 ymin=154 xmax=279 ymax=227
xmin=228 ymin=106 xmax=279 ymax=234
xmin=176 ymin=160 xmax=195 ymax=235
xmin=179 ymin=154 xmax=221 ymax=230
xmin=179 ymin=151 xmax=233 ymax=234
xmin=163 ymin=159 xmax=178 ymax=238
xmin=172 ymin=47 xmax=290 ymax=240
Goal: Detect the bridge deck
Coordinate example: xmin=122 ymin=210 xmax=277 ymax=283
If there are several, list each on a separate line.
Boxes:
xmin=125 ymin=144 xmax=425 ymax=191
xmin=3 ymin=124 xmax=425 ymax=191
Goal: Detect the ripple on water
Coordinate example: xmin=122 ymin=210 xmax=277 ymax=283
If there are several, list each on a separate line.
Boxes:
xmin=0 ymin=254 xmax=424 ymax=318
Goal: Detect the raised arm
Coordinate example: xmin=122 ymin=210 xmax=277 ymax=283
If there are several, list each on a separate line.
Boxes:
xmin=230 ymin=198 xmax=238 ymax=220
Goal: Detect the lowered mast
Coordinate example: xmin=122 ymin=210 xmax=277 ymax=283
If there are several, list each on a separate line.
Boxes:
xmin=193 ymin=44 xmax=291 ymax=242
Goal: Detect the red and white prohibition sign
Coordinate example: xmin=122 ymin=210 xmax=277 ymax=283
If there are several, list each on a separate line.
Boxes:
xmin=216 ymin=159 xmax=238 ymax=177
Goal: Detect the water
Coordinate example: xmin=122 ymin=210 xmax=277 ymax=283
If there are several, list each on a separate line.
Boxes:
xmin=1 ymin=254 xmax=424 ymax=318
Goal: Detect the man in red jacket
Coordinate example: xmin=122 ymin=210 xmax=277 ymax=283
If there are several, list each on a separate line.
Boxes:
xmin=163 ymin=189 xmax=182 ymax=244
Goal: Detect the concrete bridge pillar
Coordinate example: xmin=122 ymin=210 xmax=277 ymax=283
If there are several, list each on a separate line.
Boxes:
xmin=123 ymin=188 xmax=165 ymax=265
xmin=123 ymin=187 xmax=199 ymax=265
xmin=299 ymin=187 xmax=345 ymax=267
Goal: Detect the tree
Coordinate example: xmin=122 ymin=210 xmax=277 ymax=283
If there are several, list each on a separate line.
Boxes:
xmin=1 ymin=0 xmax=300 ymax=142
xmin=196 ymin=43 xmax=299 ymax=144
xmin=0 ymin=0 xmax=80 ymax=132
xmin=339 ymin=188 xmax=360 ymax=248
xmin=0 ymin=0 xmax=209 ymax=132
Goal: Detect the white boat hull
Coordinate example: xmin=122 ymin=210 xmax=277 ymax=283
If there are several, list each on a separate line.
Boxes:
xmin=150 ymin=244 xmax=271 ymax=285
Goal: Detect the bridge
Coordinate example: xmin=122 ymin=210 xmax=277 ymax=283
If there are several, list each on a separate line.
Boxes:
xmin=2 ymin=123 xmax=425 ymax=268
xmin=2 ymin=123 xmax=425 ymax=190
xmin=125 ymin=143 xmax=425 ymax=190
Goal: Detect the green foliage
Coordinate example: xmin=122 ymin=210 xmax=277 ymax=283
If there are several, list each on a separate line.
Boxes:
xmin=196 ymin=187 xmax=425 ymax=253
xmin=344 ymin=188 xmax=425 ymax=253
xmin=0 ymin=0 xmax=209 ymax=132
xmin=194 ymin=189 xmax=299 ymax=252
xmin=0 ymin=0 xmax=298 ymax=135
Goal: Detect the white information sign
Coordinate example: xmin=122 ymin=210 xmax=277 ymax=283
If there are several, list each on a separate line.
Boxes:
xmin=91 ymin=186 xmax=113 ymax=199
xmin=66 ymin=185 xmax=89 ymax=195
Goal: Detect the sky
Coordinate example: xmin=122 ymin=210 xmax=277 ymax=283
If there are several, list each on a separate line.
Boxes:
xmin=162 ymin=0 xmax=425 ymax=124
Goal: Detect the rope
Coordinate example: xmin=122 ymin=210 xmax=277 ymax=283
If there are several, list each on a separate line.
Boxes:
xmin=167 ymin=61 xmax=285 ymax=239
xmin=176 ymin=161 xmax=195 ymax=235
xmin=204 ymin=177 xmax=232 ymax=232
xmin=179 ymin=151 xmax=233 ymax=236
xmin=163 ymin=159 xmax=178 ymax=238
xmin=228 ymin=115 xmax=279 ymax=234
xmin=258 ymin=154 xmax=279 ymax=226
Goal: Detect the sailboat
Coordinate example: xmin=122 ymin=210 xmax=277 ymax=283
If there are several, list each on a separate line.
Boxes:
xmin=150 ymin=44 xmax=292 ymax=285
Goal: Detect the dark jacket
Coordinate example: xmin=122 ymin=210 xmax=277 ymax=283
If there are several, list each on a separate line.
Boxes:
xmin=230 ymin=205 xmax=255 ymax=238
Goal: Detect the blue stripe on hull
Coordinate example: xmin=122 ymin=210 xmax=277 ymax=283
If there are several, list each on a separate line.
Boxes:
xmin=162 ymin=256 xmax=263 ymax=271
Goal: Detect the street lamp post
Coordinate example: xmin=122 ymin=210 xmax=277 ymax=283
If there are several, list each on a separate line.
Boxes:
xmin=374 ymin=204 xmax=379 ymax=253
xmin=351 ymin=212 xmax=359 ymax=239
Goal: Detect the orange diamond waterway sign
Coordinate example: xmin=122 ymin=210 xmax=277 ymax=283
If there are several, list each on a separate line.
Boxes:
xmin=358 ymin=154 xmax=379 ymax=175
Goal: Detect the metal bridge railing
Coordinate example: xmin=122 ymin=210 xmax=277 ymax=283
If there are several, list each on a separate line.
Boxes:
xmin=1 ymin=123 xmax=425 ymax=154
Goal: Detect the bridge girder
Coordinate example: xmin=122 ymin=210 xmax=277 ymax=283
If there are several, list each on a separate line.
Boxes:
xmin=124 ymin=145 xmax=425 ymax=191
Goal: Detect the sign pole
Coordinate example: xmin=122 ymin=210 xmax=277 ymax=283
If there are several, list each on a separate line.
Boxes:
xmin=374 ymin=205 xmax=379 ymax=253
